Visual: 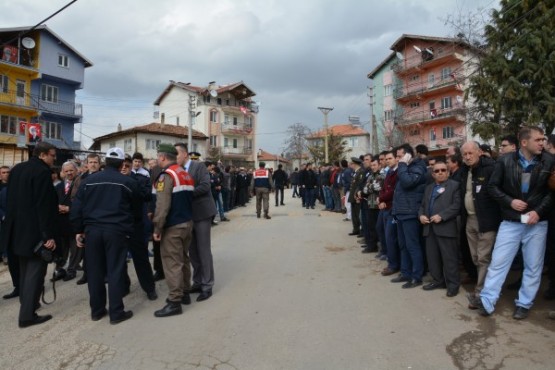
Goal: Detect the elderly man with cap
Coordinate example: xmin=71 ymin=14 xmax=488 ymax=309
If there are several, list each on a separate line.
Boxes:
xmin=252 ymin=161 xmax=274 ymax=219
xmin=152 ymin=143 xmax=195 ymax=317
xmin=71 ymin=147 xmax=141 ymax=324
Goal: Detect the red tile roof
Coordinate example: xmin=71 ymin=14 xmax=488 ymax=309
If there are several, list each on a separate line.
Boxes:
xmin=309 ymin=124 xmax=369 ymax=139
xmin=257 ymin=149 xmax=289 ymax=163
xmin=90 ymin=122 xmax=207 ymax=150
xmin=153 ymin=81 xmax=256 ymax=105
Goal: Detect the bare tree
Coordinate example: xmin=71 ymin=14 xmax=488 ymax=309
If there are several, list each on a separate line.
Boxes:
xmin=282 ymin=122 xmax=310 ymax=163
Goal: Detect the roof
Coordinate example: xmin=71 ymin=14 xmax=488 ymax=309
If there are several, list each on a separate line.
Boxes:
xmin=0 ymin=25 xmax=93 ymax=67
xmin=89 ymin=122 xmax=208 ymax=150
xmin=367 ymin=51 xmax=397 ymax=79
xmin=153 ymin=80 xmax=256 ymax=106
xmin=257 ymin=149 xmax=289 ymax=163
xmin=308 ymin=124 xmax=369 ymax=139
xmin=389 ymin=33 xmax=469 ymax=52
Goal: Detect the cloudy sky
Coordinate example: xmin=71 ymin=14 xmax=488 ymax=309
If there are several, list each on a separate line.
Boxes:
xmin=1 ymin=0 xmax=495 ymax=154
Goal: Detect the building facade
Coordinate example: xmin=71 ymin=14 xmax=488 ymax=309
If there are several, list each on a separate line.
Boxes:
xmin=0 ymin=25 xmax=92 ymax=165
xmin=153 ymin=81 xmax=258 ymax=166
xmin=388 ymin=34 xmax=476 ymax=155
xmin=307 ymin=122 xmax=370 ymax=161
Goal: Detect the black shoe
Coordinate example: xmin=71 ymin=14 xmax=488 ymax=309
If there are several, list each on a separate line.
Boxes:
xmin=76 ymin=275 xmax=87 ymax=285
xmin=280 ymin=203 xmax=285 ymax=205
xmin=422 ymin=282 xmax=446 ymax=291
xmin=188 ymin=285 xmax=202 ymax=294
xmin=358 ymin=240 xmax=366 ymax=244
xmin=275 ymin=204 xmax=279 ymax=207
xmin=147 ymin=290 xmax=158 ymax=301
xmin=361 ymin=247 xmax=377 ymax=254
xmin=466 ymin=294 xmax=490 ymax=316
xmin=513 ymin=306 xmax=529 ymax=320
xmin=182 ymin=293 xmax=191 ymax=305
xmin=391 ymin=275 xmax=410 ymax=283
xmin=110 ymin=310 xmax=133 ymax=324
xmin=51 ymin=268 xmax=67 ymax=282
xmin=154 ymin=302 xmax=182 ymax=318
xmin=257 ymin=214 xmax=261 ymax=218
xmin=264 ymin=214 xmax=271 ymax=219
xmin=446 ymin=288 xmax=459 ymax=297
xmin=153 ymin=272 xmax=165 ymax=281
xmin=3 ymin=288 xmax=19 ymax=299
xmin=63 ymin=272 xmax=76 ymax=282
xmin=211 ymin=221 xmax=218 ymax=226
xmin=197 ymin=291 xmax=212 ymax=302
xmin=310 ymin=206 xmax=315 ymax=209
xmin=348 ymin=232 xmax=359 ymax=236
xmin=19 ymin=314 xmax=52 ymax=328
xmin=91 ymin=308 xmax=108 ymax=321
xmin=402 ymin=280 xmax=422 ymax=289
xmin=221 ymin=217 xmax=230 ymax=222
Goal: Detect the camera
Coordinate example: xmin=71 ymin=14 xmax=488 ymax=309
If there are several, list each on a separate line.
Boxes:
xmin=33 ymin=241 xmax=59 ymax=263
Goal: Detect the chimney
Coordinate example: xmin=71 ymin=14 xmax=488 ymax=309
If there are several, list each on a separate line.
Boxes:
xmin=117 ymin=123 xmax=122 ymax=132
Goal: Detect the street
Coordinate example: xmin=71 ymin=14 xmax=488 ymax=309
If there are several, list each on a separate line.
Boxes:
xmin=1 ymin=189 xmax=554 ymax=370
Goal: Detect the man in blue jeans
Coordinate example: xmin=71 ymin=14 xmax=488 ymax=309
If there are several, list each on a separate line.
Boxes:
xmin=472 ymin=126 xmax=554 ymax=320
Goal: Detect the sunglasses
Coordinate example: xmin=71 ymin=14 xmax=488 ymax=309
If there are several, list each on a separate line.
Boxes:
xmin=433 ymin=168 xmax=448 ymax=173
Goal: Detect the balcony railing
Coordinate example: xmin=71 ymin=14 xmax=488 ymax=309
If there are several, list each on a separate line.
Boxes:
xmin=397 ymin=107 xmax=465 ymax=126
xmin=0 ymin=90 xmax=83 ymax=118
xmin=392 ymin=45 xmax=463 ymax=74
xmin=220 ymin=122 xmax=253 ymax=134
xmin=394 ymin=78 xmax=462 ymax=100
xmin=221 ymin=147 xmax=253 ymax=155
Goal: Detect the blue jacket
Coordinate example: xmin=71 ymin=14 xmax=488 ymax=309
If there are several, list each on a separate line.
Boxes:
xmin=392 ymin=158 xmax=427 ymax=219
xmin=70 ymin=166 xmax=141 ymax=234
xmin=341 ymin=167 xmax=353 ymax=192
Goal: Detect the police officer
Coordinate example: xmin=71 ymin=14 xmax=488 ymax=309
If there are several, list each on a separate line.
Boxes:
xmin=71 ymin=147 xmax=141 ymax=324
xmin=252 ymin=162 xmax=274 ymax=219
xmin=152 ymin=144 xmax=195 ymax=317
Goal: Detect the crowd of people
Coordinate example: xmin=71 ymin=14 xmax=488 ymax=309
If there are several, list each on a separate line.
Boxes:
xmin=291 ymin=126 xmax=555 ymax=321
xmin=0 ymin=142 xmax=265 ymax=327
xmin=1 ymin=126 xmax=555 ymax=328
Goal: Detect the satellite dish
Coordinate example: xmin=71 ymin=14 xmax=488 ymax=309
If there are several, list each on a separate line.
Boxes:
xmin=210 ymin=89 xmax=218 ymax=98
xmin=413 ymin=45 xmax=422 ymax=53
xmin=22 ymin=37 xmax=35 ymax=49
xmin=395 ymin=52 xmax=404 ymax=60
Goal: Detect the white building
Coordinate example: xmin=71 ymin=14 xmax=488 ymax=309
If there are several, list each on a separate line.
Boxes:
xmin=307 ymin=122 xmax=371 ymax=160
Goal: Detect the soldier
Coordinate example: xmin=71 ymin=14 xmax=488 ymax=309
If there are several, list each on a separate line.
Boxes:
xmin=252 ymin=162 xmax=274 ymax=219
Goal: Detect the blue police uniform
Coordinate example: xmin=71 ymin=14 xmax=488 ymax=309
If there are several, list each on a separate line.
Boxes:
xmin=71 ymin=166 xmax=141 ymax=322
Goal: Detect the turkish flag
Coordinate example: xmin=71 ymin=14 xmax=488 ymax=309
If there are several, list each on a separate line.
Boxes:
xmin=27 ymin=123 xmax=42 ymax=143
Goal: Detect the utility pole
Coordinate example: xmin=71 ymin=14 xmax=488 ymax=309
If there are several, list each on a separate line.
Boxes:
xmin=188 ymin=95 xmax=197 ymax=152
xmin=317 ymin=107 xmax=333 ymax=163
xmin=368 ymin=86 xmax=375 ymax=154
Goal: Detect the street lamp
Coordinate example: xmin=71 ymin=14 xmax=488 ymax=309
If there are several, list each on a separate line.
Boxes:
xmin=317 ymin=107 xmax=334 ymax=163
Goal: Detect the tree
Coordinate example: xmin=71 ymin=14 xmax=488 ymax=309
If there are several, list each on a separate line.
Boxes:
xmin=307 ymin=131 xmax=351 ymax=164
xmin=282 ymin=122 xmax=310 ymax=163
xmin=466 ymin=0 xmax=555 ymax=140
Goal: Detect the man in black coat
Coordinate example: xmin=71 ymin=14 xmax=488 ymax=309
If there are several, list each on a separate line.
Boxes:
xmin=273 ymin=164 xmax=287 ymax=207
xmin=3 ymin=142 xmax=59 ymax=328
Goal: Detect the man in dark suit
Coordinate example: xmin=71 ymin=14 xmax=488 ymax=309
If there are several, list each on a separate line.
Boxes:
xmin=418 ymin=161 xmax=461 ymax=297
xmin=175 ymin=143 xmax=216 ymax=302
xmin=3 ymin=142 xmax=59 ymax=328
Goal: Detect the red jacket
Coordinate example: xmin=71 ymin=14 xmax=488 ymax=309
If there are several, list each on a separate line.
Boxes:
xmin=379 ymin=168 xmax=397 ymax=209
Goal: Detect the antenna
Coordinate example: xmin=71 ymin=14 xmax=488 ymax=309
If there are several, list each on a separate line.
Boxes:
xmin=413 ymin=45 xmax=422 ymax=53
xmin=21 ymin=37 xmax=36 ymax=49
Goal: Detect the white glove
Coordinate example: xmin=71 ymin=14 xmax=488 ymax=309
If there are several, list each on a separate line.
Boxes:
xmin=372 ymin=182 xmax=381 ymax=191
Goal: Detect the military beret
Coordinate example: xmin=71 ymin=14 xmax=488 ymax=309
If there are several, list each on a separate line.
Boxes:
xmin=157 ymin=143 xmax=178 ymax=155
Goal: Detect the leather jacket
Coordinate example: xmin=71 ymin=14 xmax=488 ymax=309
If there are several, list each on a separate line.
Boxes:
xmin=488 ymin=151 xmax=555 ymax=221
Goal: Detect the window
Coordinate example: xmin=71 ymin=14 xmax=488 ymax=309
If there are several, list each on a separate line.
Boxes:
xmin=217 ymin=98 xmax=222 ymax=105
xmin=245 ymin=138 xmax=252 ymax=150
xmin=409 ymin=102 xmax=420 ymax=108
xmin=349 ymin=137 xmax=359 ymax=147
xmin=409 ymin=129 xmax=420 ymax=136
xmin=233 ymin=116 xmax=238 ymax=126
xmin=58 ymin=54 xmax=69 ymax=68
xmin=430 ymin=129 xmax=436 ymax=141
xmin=160 ymin=113 xmax=165 ymax=123
xmin=245 ymin=116 xmax=253 ymax=127
xmin=410 ymin=75 xmax=420 ymax=82
xmin=224 ymin=137 xmax=229 ymax=147
xmin=41 ymin=84 xmax=58 ymax=103
xmin=41 ymin=121 xmax=62 ymax=140
xmin=146 ymin=139 xmax=160 ymax=150
xmin=109 ymin=141 xmax=116 ymax=148
xmin=384 ymin=110 xmax=394 ymax=121
xmin=0 ymin=115 xmax=17 ymax=135
xmin=210 ymin=135 xmax=217 ymax=146
xmin=441 ymin=67 xmax=451 ymax=80
xmin=223 ymin=115 xmax=230 ymax=125
xmin=441 ymin=97 xmax=452 ymax=109
xmin=124 ymin=139 xmax=132 ymax=153
xmin=428 ymin=74 xmax=435 ymax=87
xmin=443 ymin=126 xmax=454 ymax=139
xmin=0 ymin=75 xmax=7 ymax=93
xmin=210 ymin=110 xmax=218 ymax=122
xmin=233 ymin=138 xmax=238 ymax=148
xmin=384 ymin=84 xmax=393 ymax=96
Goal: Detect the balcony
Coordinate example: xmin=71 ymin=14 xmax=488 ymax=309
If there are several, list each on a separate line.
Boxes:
xmin=221 ymin=147 xmax=253 ymax=156
xmin=397 ymin=107 xmax=465 ymax=127
xmin=220 ymin=122 xmax=253 ymax=135
xmin=394 ymin=77 xmax=462 ymax=101
xmin=392 ymin=45 xmax=464 ymax=75
xmin=0 ymin=90 xmax=83 ymax=118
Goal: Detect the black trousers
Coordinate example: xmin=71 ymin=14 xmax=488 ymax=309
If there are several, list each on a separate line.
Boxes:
xmin=275 ymin=186 xmax=284 ymax=205
xmin=85 ymin=227 xmax=128 ymax=321
xmin=152 ymin=240 xmax=163 ymax=275
xmin=366 ymin=208 xmax=379 ymax=249
xmin=351 ymin=202 xmax=361 ymax=234
xmin=189 ymin=218 xmax=214 ymax=292
xmin=18 ymin=255 xmax=47 ymax=322
xmin=125 ymin=231 xmax=155 ymax=294
xmin=425 ymin=230 xmax=460 ymax=291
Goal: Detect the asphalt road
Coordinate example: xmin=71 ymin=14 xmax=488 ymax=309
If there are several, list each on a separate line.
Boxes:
xmin=1 ymin=189 xmax=554 ymax=370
